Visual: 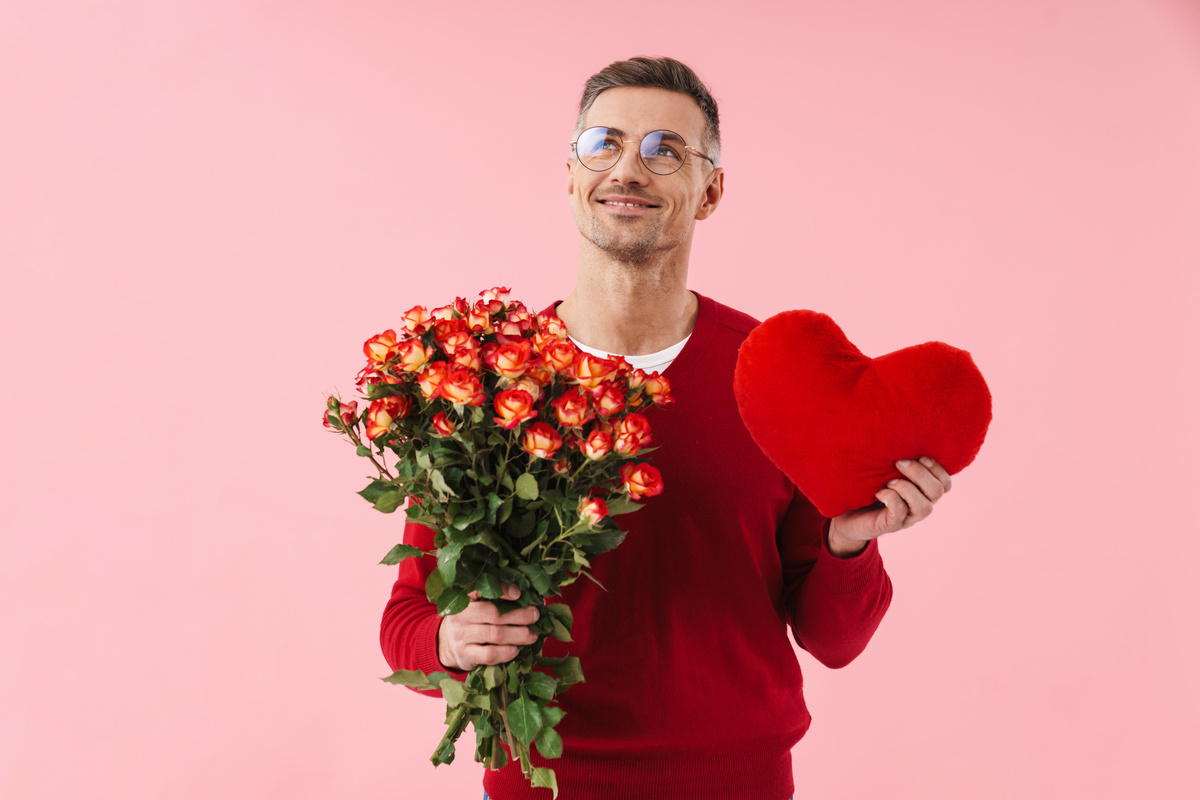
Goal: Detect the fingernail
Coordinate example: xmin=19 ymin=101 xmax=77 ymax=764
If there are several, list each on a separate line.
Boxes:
xmin=532 ymin=608 xmax=540 ymax=621
xmin=888 ymin=479 xmax=899 ymax=486
xmin=919 ymin=457 xmax=933 ymax=468
xmin=897 ymin=459 xmax=911 ymax=467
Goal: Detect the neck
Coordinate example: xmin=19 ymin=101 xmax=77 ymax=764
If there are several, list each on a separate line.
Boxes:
xmin=556 ymin=240 xmax=698 ymax=356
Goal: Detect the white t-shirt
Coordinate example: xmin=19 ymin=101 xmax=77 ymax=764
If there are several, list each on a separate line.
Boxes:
xmin=569 ymin=334 xmax=690 ymax=374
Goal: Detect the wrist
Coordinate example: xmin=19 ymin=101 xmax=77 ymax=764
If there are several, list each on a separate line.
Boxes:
xmin=436 ymin=619 xmax=459 ymax=671
xmin=827 ymin=520 xmax=869 ymax=559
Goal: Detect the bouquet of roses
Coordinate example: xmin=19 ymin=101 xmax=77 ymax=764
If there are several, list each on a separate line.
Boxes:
xmin=323 ymin=287 xmax=672 ymax=797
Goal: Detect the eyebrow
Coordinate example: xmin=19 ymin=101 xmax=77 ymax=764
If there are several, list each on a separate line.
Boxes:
xmin=593 ymin=127 xmax=685 ymax=141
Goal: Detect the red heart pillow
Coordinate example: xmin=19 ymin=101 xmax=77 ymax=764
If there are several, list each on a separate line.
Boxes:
xmin=734 ymin=310 xmax=992 ymax=518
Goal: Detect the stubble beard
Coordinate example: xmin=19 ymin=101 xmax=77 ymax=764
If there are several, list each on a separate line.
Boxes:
xmin=579 ymin=213 xmax=682 ymax=267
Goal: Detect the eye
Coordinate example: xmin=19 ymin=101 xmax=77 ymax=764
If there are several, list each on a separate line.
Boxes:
xmin=578 ymin=128 xmax=621 ymax=160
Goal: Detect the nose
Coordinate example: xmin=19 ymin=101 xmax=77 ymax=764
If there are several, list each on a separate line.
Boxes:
xmin=609 ymin=139 xmax=651 ymax=186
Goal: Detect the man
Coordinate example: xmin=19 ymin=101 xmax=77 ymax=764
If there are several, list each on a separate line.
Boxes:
xmin=381 ymin=56 xmax=952 ymax=800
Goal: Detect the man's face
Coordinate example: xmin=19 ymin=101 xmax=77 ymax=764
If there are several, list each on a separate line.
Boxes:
xmin=567 ymin=87 xmax=723 ymax=265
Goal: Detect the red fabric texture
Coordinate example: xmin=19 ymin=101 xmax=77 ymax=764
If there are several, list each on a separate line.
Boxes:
xmin=734 ymin=309 xmax=993 ymax=518
xmin=380 ymin=293 xmax=892 ymax=800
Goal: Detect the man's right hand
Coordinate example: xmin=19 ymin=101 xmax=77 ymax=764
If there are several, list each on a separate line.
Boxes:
xmin=436 ymin=583 xmax=541 ymax=671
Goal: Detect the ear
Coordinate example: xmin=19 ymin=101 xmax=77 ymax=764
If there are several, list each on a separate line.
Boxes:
xmin=566 ymin=159 xmax=576 ymax=196
xmin=694 ymin=167 xmax=724 ymax=221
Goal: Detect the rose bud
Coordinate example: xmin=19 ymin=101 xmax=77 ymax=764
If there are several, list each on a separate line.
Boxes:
xmin=577 ymin=496 xmax=608 ymax=526
xmin=570 ymin=352 xmax=621 ymax=388
xmin=452 ymin=296 xmax=471 ymax=316
xmin=417 ymin=361 xmax=452 ymax=399
xmin=395 ymin=339 xmax=434 ymax=373
xmin=363 ymin=329 xmax=401 ymax=365
xmin=450 ymin=342 xmax=481 ymax=372
xmin=591 ymin=383 xmax=626 ymax=417
xmin=480 ymin=286 xmax=511 ymax=303
xmin=322 ymin=398 xmax=358 ymax=430
xmin=355 ymin=365 xmax=380 ymax=390
xmin=437 ymin=367 xmax=486 ymax=406
xmin=511 ymin=376 xmax=543 ymax=403
xmin=553 ymin=457 xmax=572 ymax=475
xmin=552 ymin=387 xmax=594 ymax=428
xmin=431 ymin=412 xmax=457 ymax=437
xmin=438 ymin=330 xmax=473 ymax=356
xmin=401 ymin=306 xmax=432 ymax=335
xmin=614 ymin=412 xmax=653 ymax=456
xmin=484 ymin=340 xmax=534 ymax=380
xmin=542 ymin=340 xmax=579 ymax=374
xmin=536 ymin=314 xmax=569 ymax=338
xmin=465 ymin=307 xmax=494 ymax=334
xmin=493 ymin=388 xmax=537 ymax=429
xmin=365 ymin=395 xmax=412 ymax=440
xmin=520 ymin=421 xmax=563 ymax=459
xmin=620 ymin=462 xmax=664 ymax=500
xmin=643 ymin=372 xmax=675 ymax=406
xmin=582 ymin=428 xmax=613 ymax=460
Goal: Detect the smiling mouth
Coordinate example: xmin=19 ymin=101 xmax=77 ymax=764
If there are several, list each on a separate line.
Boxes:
xmin=599 ymin=199 xmax=660 ymax=209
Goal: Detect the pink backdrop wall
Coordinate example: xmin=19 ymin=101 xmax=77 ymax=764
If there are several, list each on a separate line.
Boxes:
xmin=3 ymin=0 xmax=1198 ymax=797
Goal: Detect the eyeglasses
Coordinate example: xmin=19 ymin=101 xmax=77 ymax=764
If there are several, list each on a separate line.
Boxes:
xmin=570 ymin=127 xmax=715 ymax=176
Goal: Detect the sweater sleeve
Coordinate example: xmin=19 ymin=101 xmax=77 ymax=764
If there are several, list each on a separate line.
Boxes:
xmin=379 ymin=519 xmax=468 ymax=696
xmin=778 ymin=488 xmax=893 ymax=669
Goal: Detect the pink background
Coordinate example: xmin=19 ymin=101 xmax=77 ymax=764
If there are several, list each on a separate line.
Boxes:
xmin=3 ymin=0 xmax=1198 ymax=797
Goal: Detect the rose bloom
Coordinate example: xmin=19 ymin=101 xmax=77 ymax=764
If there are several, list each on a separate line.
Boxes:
xmin=493 ymin=388 xmax=537 ymax=429
xmin=591 ymin=383 xmax=626 ymax=417
xmin=417 ymin=361 xmax=452 ymax=399
xmin=510 ymin=375 xmax=543 ymax=403
xmin=506 ymin=309 xmax=533 ymax=333
xmin=485 ymin=340 xmax=534 ymax=380
xmin=642 ymin=372 xmax=674 ymax=406
xmin=363 ymin=329 xmax=400 ymax=365
xmin=582 ymin=428 xmax=613 ymax=460
xmin=571 ymin=352 xmax=621 ymax=388
xmin=551 ymin=387 xmax=594 ymax=428
xmin=536 ymin=314 xmax=569 ymax=338
xmin=480 ymin=286 xmax=511 ymax=303
xmin=465 ymin=307 xmax=494 ymax=334
xmin=541 ymin=340 xmax=578 ymax=374
xmin=494 ymin=319 xmax=525 ymax=341
xmin=437 ymin=367 xmax=486 ymax=406
xmin=438 ymin=330 xmax=473 ymax=356
xmin=365 ymin=395 xmax=412 ymax=440
xmin=577 ymin=496 xmax=608 ymax=526
xmin=520 ymin=421 xmax=563 ymax=459
xmin=430 ymin=304 xmax=456 ymax=321
xmin=614 ymin=412 xmax=653 ymax=455
xmin=450 ymin=342 xmax=481 ymax=372
xmin=394 ymin=339 xmax=433 ymax=373
xmin=322 ymin=398 xmax=358 ymax=430
xmin=431 ymin=317 xmax=468 ymax=347
xmin=476 ymin=297 xmax=505 ymax=316
xmin=620 ymin=462 xmax=664 ymax=500
xmin=452 ymin=296 xmax=472 ymax=316
xmin=401 ymin=306 xmax=432 ymax=335
xmin=431 ymin=412 xmax=457 ymax=437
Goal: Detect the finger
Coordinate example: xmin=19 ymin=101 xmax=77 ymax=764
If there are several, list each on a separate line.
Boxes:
xmin=886 ymin=478 xmax=934 ymax=525
xmin=460 ymin=643 xmax=522 ymax=667
xmin=918 ymin=456 xmax=952 ymax=493
xmin=495 ymin=604 xmax=540 ymax=627
xmin=467 ymin=591 xmax=481 ymax=600
xmin=874 ymin=487 xmax=909 ymax=533
xmin=501 ymin=583 xmax=521 ymax=600
xmin=895 ymin=459 xmax=946 ymax=504
xmin=469 ymin=622 xmax=540 ymax=648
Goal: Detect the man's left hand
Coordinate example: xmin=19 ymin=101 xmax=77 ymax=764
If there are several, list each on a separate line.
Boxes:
xmin=827 ymin=456 xmax=952 ymax=557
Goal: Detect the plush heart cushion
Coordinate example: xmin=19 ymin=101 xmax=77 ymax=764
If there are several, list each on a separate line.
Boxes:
xmin=733 ymin=310 xmax=992 ymax=518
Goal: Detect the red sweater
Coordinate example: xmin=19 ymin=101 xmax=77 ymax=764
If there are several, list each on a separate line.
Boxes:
xmin=380 ymin=292 xmax=892 ymax=800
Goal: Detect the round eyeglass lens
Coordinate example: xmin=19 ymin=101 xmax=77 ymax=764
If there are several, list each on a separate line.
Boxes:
xmin=575 ymin=128 xmax=621 ymax=171
xmin=639 ymin=131 xmax=687 ymax=175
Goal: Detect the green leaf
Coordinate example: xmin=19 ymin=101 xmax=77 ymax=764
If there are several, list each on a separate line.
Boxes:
xmin=425 ymin=568 xmax=447 ymax=605
xmin=381 ymin=669 xmax=434 ymax=689
xmin=579 ymin=527 xmax=627 ymax=556
xmin=437 ymin=586 xmax=470 ymax=617
xmin=416 ymin=448 xmax=432 ymax=470
xmin=550 ymin=656 xmax=584 ymax=688
xmin=545 ymin=604 xmax=573 ymax=642
xmin=515 ymin=472 xmax=539 ymax=500
xmin=437 ymin=541 xmax=464 ymax=584
xmin=438 ymin=678 xmax=466 ymax=707
xmin=500 ymin=472 xmax=514 ymax=491
xmin=498 ymin=496 xmax=514 ymax=524
xmin=379 ymin=543 xmax=424 ymax=565
xmin=372 ymin=489 xmax=405 ymax=514
xmin=517 ymin=564 xmax=553 ymax=596
xmin=541 ymin=705 xmax=566 ymax=728
xmin=605 ymin=495 xmax=644 ymax=516
xmin=475 ymin=573 xmax=503 ymax=600
xmin=474 ymin=713 xmax=496 ymax=737
xmin=525 ymin=671 xmax=558 ymax=701
xmin=530 ymin=766 xmax=559 ymax=799
xmin=356 ymin=444 xmax=371 ymax=457
xmin=430 ymin=468 xmax=458 ymax=499
xmin=482 ymin=665 xmax=504 ymax=690
xmin=357 ymin=480 xmax=392 ymax=504
xmin=505 ymin=696 xmax=543 ymax=745
xmin=534 ymin=726 xmax=563 ymax=759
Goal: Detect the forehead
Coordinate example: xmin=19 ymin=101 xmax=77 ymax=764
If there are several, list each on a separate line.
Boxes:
xmin=582 ymin=87 xmax=707 ymax=141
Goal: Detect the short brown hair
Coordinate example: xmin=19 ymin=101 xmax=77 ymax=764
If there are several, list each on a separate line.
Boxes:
xmin=574 ymin=56 xmax=721 ymax=166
